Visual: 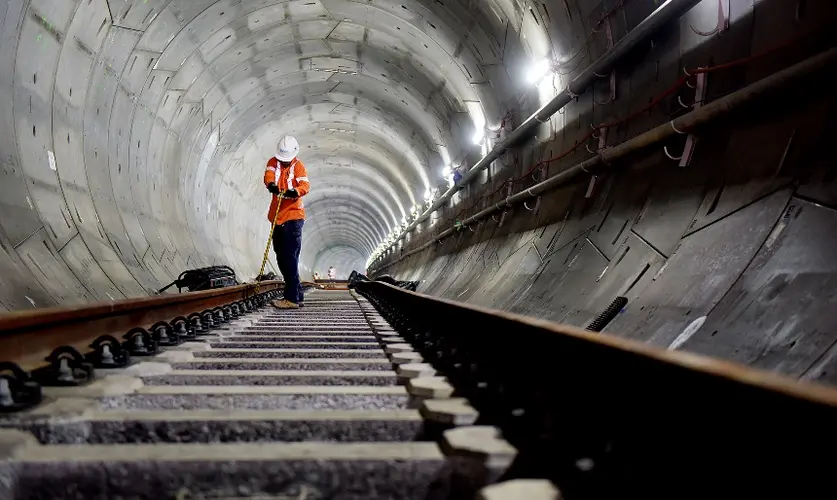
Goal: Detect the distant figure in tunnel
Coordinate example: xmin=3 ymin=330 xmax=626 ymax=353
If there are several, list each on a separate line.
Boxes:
xmin=328 ymin=266 xmax=337 ymax=281
xmin=452 ymin=164 xmax=463 ymax=184
xmin=264 ymin=135 xmax=310 ymax=309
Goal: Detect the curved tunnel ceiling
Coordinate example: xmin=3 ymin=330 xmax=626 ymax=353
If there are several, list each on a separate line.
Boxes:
xmin=188 ymin=0 xmax=512 ymax=279
xmin=0 ymin=0 xmax=553 ymax=308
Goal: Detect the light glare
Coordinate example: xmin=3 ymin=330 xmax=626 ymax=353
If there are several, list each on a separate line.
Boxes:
xmin=472 ymin=128 xmax=485 ymax=145
xmin=526 ymin=58 xmax=551 ymax=84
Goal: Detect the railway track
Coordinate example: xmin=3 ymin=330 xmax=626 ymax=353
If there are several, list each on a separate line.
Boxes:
xmin=1 ymin=282 xmax=837 ymax=499
xmin=0 ymin=288 xmax=522 ymax=500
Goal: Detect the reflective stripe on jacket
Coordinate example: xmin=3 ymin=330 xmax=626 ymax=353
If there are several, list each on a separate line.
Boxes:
xmin=264 ymin=157 xmax=310 ymax=224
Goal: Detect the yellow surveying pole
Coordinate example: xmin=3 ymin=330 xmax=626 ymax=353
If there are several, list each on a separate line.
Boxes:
xmin=256 ymin=192 xmax=284 ymax=295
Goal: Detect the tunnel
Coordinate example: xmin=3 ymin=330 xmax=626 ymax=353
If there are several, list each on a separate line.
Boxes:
xmin=1 ymin=0 xmax=837 ymax=383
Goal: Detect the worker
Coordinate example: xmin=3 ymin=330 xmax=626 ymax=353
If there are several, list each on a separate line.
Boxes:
xmin=328 ymin=266 xmax=336 ymax=281
xmin=452 ymin=165 xmax=463 ymax=184
xmin=264 ymin=135 xmax=310 ymax=309
xmin=313 ymin=271 xmax=321 ymax=281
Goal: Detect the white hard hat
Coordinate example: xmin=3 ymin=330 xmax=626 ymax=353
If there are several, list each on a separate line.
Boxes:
xmin=276 ymin=135 xmax=300 ymax=162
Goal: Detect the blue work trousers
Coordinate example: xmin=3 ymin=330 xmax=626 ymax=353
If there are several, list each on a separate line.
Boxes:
xmin=272 ymin=219 xmax=304 ymax=303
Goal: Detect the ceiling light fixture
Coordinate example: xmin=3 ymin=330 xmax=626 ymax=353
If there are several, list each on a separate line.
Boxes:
xmin=472 ymin=127 xmax=485 ymax=145
xmin=526 ymin=58 xmax=553 ymax=85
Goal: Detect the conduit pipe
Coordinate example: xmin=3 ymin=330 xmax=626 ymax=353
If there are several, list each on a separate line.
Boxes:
xmin=379 ymin=0 xmax=704 ymax=260
xmin=373 ymin=45 xmax=837 ymax=271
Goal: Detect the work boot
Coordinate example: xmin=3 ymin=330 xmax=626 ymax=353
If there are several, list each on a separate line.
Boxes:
xmin=271 ymin=299 xmax=299 ymax=309
xmin=298 ymin=301 xmax=305 ymax=308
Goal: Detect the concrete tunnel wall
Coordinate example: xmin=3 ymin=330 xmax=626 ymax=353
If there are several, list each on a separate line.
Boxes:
xmin=0 ymin=0 xmax=537 ymax=305
xmin=1 ymin=0 xmax=837 ymax=382
xmin=371 ymin=0 xmax=837 ymax=383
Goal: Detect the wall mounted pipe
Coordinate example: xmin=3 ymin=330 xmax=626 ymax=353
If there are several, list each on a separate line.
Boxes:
xmin=372 ymin=45 xmax=837 ymax=272
xmin=377 ymin=0 xmax=704 ymax=261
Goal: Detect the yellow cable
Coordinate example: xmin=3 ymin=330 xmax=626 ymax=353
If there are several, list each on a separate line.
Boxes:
xmin=256 ymin=192 xmax=284 ymax=295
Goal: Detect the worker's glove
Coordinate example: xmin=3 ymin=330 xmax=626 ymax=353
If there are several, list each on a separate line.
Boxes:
xmin=267 ymin=183 xmax=281 ymax=195
xmin=283 ymin=189 xmax=299 ymax=199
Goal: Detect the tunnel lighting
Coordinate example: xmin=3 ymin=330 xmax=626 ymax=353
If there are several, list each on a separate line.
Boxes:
xmin=472 ymin=128 xmax=485 ymax=145
xmin=526 ymin=58 xmax=552 ymax=85
xmin=439 ymin=146 xmax=452 ymax=166
xmin=424 ymin=188 xmax=433 ymax=202
xmin=441 ymin=165 xmax=451 ymax=178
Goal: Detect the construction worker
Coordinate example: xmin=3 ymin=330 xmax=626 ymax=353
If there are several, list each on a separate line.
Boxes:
xmin=328 ymin=266 xmax=337 ymax=281
xmin=452 ymin=165 xmax=463 ymax=184
xmin=264 ymin=135 xmax=310 ymax=309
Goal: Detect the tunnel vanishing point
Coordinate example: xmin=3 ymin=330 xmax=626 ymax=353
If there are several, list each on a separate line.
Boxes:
xmin=1 ymin=0 xmax=837 ymax=382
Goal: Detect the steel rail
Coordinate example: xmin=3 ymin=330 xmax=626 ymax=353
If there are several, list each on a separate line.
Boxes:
xmin=314 ymin=279 xmax=350 ymax=290
xmin=0 ymin=281 xmax=282 ymax=372
xmin=355 ymin=281 xmax=837 ymax=499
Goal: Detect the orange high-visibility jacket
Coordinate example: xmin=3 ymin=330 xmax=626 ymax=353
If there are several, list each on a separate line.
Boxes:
xmin=264 ymin=157 xmax=310 ymax=224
